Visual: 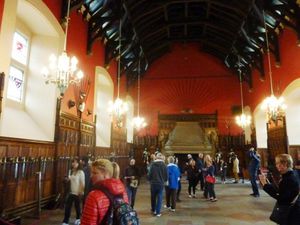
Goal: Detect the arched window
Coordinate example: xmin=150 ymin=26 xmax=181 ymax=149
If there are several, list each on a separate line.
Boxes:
xmin=253 ymin=104 xmax=268 ymax=148
xmin=282 ymin=78 xmax=300 ymax=145
xmin=94 ymin=66 xmax=114 ymax=147
xmin=0 ymin=0 xmax=64 ymax=140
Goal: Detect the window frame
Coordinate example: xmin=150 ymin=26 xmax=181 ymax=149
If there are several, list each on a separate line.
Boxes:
xmin=7 ymin=23 xmax=31 ymax=107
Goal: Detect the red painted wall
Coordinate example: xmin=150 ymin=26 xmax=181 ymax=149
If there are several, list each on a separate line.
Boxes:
xmin=0 ymin=0 xmax=4 ymax=32
xmin=129 ymin=43 xmax=243 ymax=135
xmin=131 ymin=30 xmax=300 ymax=136
xmin=244 ymin=29 xmax=300 ymax=112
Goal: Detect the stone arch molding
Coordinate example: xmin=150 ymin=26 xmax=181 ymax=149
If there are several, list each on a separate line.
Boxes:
xmin=94 ymin=66 xmax=114 ymax=147
xmin=253 ymin=103 xmax=268 ymax=149
xmin=253 ymin=78 xmax=300 ymax=147
xmin=0 ymin=0 xmax=64 ymax=141
xmin=281 ymin=78 xmax=300 ymax=145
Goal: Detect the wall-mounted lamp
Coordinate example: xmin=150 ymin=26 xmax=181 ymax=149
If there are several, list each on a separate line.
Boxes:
xmin=68 ymin=100 xmax=75 ymax=108
xmin=87 ymin=109 xmax=92 ymax=116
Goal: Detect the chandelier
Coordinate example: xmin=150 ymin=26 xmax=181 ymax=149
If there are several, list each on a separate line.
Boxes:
xmin=108 ymin=19 xmax=128 ymax=128
xmin=132 ymin=58 xmax=147 ymax=130
xmin=42 ymin=0 xmax=83 ymax=96
xmin=235 ymin=59 xmax=251 ymax=129
xmin=261 ymin=11 xmax=286 ymax=121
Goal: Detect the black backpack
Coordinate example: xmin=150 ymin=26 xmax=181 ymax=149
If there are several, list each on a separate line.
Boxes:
xmin=96 ymin=186 xmax=139 ymax=225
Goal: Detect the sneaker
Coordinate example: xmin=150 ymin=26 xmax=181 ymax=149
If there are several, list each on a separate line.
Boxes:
xmin=151 ymin=210 xmax=156 ymax=215
xmin=170 ymin=208 xmax=176 ymax=212
xmin=211 ymin=198 xmax=218 ymax=202
xmin=188 ymin=195 xmax=192 ymax=198
xmin=164 ymin=205 xmax=170 ymax=209
xmin=74 ymin=219 xmax=80 ymax=225
xmin=156 ymin=213 xmax=162 ymax=217
xmin=192 ymin=194 xmax=196 ymax=198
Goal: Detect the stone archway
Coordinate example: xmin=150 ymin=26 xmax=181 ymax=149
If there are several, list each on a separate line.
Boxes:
xmin=94 ymin=66 xmax=114 ymax=147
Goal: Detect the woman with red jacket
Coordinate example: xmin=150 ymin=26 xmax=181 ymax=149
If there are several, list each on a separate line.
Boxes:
xmin=81 ymin=159 xmax=128 ymax=225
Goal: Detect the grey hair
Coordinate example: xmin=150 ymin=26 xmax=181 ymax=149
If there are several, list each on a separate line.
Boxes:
xmin=167 ymin=156 xmax=174 ymax=164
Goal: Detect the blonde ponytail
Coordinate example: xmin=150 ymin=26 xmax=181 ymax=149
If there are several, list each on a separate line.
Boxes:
xmin=112 ymin=162 xmax=120 ymax=179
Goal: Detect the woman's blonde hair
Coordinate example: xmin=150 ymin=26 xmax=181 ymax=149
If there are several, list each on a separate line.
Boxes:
xmin=92 ymin=159 xmax=120 ymax=178
xmin=204 ymin=154 xmax=212 ymax=165
xmin=275 ymin=154 xmax=293 ymax=169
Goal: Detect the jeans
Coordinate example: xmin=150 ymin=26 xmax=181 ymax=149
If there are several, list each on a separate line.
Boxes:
xmin=63 ymin=194 xmax=81 ymax=223
xmin=207 ymin=183 xmax=216 ymax=199
xmin=126 ymin=185 xmax=138 ymax=208
xmin=176 ymin=180 xmax=181 ymax=200
xmin=198 ymin=173 xmax=204 ymax=190
xmin=165 ymin=187 xmax=177 ymax=209
xmin=150 ymin=184 xmax=164 ymax=214
xmin=249 ymin=170 xmax=260 ymax=196
xmin=188 ymin=179 xmax=197 ymax=195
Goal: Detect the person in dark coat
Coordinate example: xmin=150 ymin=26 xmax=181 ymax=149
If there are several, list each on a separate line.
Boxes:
xmin=259 ymin=154 xmax=300 ymax=225
xmin=196 ymin=153 xmax=204 ymax=190
xmin=80 ymin=156 xmax=91 ymax=207
xmin=248 ymin=147 xmax=260 ymax=197
xmin=148 ymin=153 xmax=168 ymax=217
xmin=187 ymin=159 xmax=199 ymax=198
xmin=124 ymin=158 xmax=140 ymax=208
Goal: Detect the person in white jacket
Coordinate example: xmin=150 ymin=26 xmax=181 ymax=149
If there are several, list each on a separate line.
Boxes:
xmin=232 ymin=155 xmax=240 ymax=183
xmin=62 ymin=157 xmax=85 ymax=225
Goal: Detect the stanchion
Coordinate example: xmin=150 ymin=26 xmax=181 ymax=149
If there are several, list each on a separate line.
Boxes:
xmin=36 ymin=171 xmax=42 ymax=219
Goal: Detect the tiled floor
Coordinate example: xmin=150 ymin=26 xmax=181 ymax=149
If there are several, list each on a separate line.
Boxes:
xmin=22 ymin=178 xmax=275 ymax=225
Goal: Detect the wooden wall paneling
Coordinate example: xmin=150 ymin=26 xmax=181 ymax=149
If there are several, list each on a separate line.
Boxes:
xmin=42 ymin=158 xmax=54 ymax=197
xmin=288 ymin=145 xmax=300 ymax=163
xmin=94 ymin=147 xmax=111 ymax=157
xmin=0 ymin=110 xmax=95 ymax=218
xmin=257 ymin=148 xmax=268 ymax=168
xmin=0 ymin=138 xmax=55 ymax=217
xmin=0 ymin=144 xmax=7 ymax=157
xmin=267 ymin=116 xmax=288 ymax=168
xmin=79 ymin=120 xmax=95 ymax=157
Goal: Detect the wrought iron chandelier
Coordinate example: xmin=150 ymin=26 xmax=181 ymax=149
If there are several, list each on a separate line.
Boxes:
xmin=132 ymin=58 xmax=147 ymax=130
xmin=235 ymin=61 xmax=251 ymax=129
xmin=261 ymin=11 xmax=286 ymax=121
xmin=108 ymin=19 xmax=128 ymax=128
xmin=42 ymin=0 xmax=83 ymax=96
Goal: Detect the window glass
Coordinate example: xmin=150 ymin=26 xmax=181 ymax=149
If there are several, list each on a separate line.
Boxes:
xmin=11 ymin=32 xmax=29 ymax=65
xmin=7 ymin=66 xmax=24 ymax=102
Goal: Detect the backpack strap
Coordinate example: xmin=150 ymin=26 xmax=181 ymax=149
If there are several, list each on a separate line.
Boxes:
xmin=93 ymin=185 xmax=123 ymax=204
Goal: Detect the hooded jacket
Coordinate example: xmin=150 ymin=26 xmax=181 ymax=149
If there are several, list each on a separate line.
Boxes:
xmin=81 ymin=178 xmax=128 ymax=225
xmin=148 ymin=159 xmax=168 ymax=186
xmin=167 ymin=163 xmax=180 ymax=189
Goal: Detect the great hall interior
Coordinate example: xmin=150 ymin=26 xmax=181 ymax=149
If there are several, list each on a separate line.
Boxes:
xmin=0 ymin=0 xmax=300 ymax=225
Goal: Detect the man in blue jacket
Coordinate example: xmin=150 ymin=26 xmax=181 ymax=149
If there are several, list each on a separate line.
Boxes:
xmin=165 ymin=156 xmax=180 ymax=212
xmin=248 ymin=147 xmax=260 ymax=197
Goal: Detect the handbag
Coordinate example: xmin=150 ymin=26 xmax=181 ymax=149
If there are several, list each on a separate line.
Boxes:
xmin=205 ymin=175 xmax=216 ymax=184
xmin=130 ymin=179 xmax=139 ymax=188
xmin=270 ymin=194 xmax=299 ymax=224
